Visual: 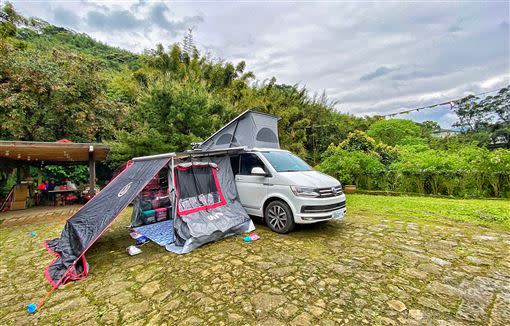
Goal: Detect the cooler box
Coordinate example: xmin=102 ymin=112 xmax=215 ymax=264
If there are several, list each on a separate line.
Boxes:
xmin=155 ymin=208 xmax=167 ymax=222
xmin=142 ymin=210 xmax=156 ymax=224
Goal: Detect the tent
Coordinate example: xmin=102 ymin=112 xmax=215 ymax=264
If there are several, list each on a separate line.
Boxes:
xmin=43 ymin=109 xmax=278 ymax=288
xmin=197 ymin=110 xmax=280 ymax=151
xmin=44 ymin=149 xmax=254 ymax=288
xmin=168 ymin=156 xmax=254 ymax=254
xmin=44 ymin=155 xmax=174 ymax=288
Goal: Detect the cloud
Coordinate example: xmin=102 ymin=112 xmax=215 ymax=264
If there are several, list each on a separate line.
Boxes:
xmin=9 ymin=1 xmax=510 ymax=129
xmin=53 ymin=7 xmax=80 ymax=28
xmin=149 ymin=3 xmax=203 ymax=36
xmin=84 ymin=3 xmax=202 ymax=35
xmin=86 ymin=10 xmax=140 ymax=30
xmin=360 ymin=66 xmax=398 ymax=81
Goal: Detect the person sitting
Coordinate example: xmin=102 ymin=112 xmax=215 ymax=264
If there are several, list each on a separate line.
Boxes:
xmin=47 ymin=180 xmax=56 ymax=205
xmin=61 ymin=178 xmax=78 ymax=204
xmin=37 ymin=181 xmax=46 ymax=191
xmin=66 ymin=178 xmax=77 ymax=190
xmin=36 ymin=181 xmax=46 ymax=205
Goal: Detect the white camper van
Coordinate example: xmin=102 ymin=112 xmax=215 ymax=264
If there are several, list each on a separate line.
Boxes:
xmin=229 ymin=148 xmax=346 ymax=233
xmin=196 ymin=110 xmax=346 ymax=233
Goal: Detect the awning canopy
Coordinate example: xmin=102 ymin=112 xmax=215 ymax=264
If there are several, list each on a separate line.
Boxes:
xmin=0 ymin=141 xmax=110 ymax=163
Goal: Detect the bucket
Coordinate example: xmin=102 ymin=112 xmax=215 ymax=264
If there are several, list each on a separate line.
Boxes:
xmin=344 ymin=185 xmax=357 ymax=194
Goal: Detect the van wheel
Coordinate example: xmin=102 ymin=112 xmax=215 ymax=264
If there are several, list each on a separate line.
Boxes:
xmin=264 ymin=200 xmax=295 ymax=234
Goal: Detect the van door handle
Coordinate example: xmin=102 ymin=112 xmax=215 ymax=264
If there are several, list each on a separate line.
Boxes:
xmin=236 ymin=176 xmax=243 ymax=181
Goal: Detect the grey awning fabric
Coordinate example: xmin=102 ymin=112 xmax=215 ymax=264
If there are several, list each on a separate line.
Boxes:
xmin=44 ymin=157 xmax=172 ymax=288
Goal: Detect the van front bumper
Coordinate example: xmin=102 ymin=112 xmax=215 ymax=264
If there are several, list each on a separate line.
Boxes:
xmin=292 ymin=195 xmax=347 ymax=224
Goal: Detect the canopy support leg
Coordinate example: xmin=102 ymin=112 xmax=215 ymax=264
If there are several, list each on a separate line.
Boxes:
xmin=88 ymin=146 xmax=96 ymax=196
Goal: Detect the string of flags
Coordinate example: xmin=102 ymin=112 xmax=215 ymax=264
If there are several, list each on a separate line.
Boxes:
xmin=378 ymin=88 xmax=500 ymax=119
xmin=290 ymin=87 xmax=501 ymax=130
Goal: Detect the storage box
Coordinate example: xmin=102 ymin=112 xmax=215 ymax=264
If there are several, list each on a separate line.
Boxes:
xmin=11 ymin=200 xmax=26 ymax=210
xmin=142 ymin=210 xmax=156 ymax=224
xmin=155 ymin=208 xmax=167 ymax=222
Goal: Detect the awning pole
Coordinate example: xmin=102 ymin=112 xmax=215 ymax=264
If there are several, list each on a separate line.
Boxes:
xmin=88 ymin=145 xmax=96 ymax=196
xmin=171 ymin=157 xmax=177 ymax=220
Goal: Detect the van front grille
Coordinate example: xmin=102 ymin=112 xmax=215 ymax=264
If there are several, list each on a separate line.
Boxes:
xmin=301 ymin=201 xmax=346 ymax=213
xmin=317 ymin=186 xmax=343 ymax=198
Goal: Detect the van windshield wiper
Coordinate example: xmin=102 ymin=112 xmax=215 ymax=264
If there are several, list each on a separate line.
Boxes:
xmin=278 ymin=169 xmax=310 ymax=172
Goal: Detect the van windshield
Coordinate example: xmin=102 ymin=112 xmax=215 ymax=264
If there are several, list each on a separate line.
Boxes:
xmin=262 ymin=151 xmax=312 ymax=172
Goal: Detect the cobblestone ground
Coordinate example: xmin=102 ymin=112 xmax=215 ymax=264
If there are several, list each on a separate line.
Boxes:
xmin=0 ymin=199 xmax=509 ymax=325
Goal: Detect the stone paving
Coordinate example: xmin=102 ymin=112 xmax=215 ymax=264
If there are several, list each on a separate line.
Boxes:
xmin=0 ymin=203 xmax=509 ymax=325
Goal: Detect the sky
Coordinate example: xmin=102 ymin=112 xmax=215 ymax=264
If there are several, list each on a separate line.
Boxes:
xmin=7 ymin=0 xmax=510 ymax=128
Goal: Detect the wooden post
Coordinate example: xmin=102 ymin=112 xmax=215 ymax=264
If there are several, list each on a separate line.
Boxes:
xmin=89 ymin=145 xmax=96 ymax=196
xmin=16 ymin=167 xmax=21 ymax=184
xmin=37 ymin=169 xmax=42 ymax=185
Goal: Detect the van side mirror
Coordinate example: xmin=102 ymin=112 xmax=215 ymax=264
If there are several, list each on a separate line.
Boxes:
xmin=251 ymin=167 xmax=266 ymax=176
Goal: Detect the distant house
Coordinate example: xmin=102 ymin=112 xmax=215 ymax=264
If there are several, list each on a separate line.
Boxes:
xmin=488 ymin=136 xmax=509 ymax=149
xmin=432 ymin=129 xmax=461 ymax=138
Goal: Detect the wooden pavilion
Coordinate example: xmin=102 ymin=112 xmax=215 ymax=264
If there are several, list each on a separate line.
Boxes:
xmin=0 ymin=141 xmax=110 ymax=210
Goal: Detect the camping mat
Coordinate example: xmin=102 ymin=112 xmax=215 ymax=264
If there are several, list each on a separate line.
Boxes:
xmin=133 ymin=220 xmax=174 ymax=246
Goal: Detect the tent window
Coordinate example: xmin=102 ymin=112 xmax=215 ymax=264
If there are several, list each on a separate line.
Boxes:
xmin=256 ymin=128 xmax=278 ymax=143
xmin=174 ymin=164 xmax=226 ymax=216
xmin=216 ymin=133 xmax=237 ymax=145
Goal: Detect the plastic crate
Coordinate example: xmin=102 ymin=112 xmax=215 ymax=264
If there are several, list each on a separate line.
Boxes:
xmin=142 ymin=210 xmax=156 ymax=224
xmin=155 ymin=208 xmax=167 ymax=222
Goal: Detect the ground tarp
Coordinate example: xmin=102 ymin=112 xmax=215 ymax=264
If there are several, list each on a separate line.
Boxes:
xmin=44 ymin=157 xmax=171 ymax=288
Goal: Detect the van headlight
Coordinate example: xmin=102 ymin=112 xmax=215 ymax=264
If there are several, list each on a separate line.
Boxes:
xmin=290 ymin=186 xmax=320 ymax=198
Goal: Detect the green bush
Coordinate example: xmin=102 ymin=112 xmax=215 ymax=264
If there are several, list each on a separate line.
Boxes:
xmin=319 ymin=132 xmax=510 ymax=198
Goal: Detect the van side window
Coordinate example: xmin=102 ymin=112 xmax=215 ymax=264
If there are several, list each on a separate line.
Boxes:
xmin=240 ymin=153 xmax=265 ymax=175
xmin=230 ymin=155 xmax=240 ymax=175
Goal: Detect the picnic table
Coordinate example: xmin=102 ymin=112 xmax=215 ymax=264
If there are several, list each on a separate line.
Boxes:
xmin=48 ymin=189 xmax=78 ymax=206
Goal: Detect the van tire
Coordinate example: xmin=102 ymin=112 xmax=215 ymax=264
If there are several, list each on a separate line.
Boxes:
xmin=264 ymin=200 xmax=295 ymax=234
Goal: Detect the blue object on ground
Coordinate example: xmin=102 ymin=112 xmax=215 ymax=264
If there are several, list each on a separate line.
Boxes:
xmin=133 ymin=220 xmax=174 ymax=246
xmin=135 ymin=236 xmax=149 ymax=245
xmin=165 ymin=242 xmax=184 ymax=254
xmin=27 ymin=303 xmax=37 ymax=314
xmin=31 ymin=231 xmax=36 ymax=237
xmin=243 ymin=236 xmax=252 ymax=242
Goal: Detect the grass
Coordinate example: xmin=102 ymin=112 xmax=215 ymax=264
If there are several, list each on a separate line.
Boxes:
xmin=346 ymin=193 xmax=510 ymax=230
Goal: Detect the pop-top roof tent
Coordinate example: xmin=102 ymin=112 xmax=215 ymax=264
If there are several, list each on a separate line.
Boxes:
xmin=197 ymin=109 xmax=280 ymax=151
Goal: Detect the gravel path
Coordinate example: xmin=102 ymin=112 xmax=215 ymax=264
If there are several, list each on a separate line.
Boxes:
xmin=0 ymin=202 xmax=509 ymax=325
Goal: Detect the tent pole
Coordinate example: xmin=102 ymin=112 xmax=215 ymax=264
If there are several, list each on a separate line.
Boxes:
xmin=88 ymin=146 xmax=96 ymax=196
xmin=171 ymin=157 xmax=177 ymax=221
xmin=229 ymin=120 xmax=240 ymax=148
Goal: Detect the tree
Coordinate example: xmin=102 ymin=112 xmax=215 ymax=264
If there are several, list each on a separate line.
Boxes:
xmin=0 ymin=47 xmax=122 ymax=142
xmin=419 ymin=120 xmax=441 ymax=135
xmin=318 ymin=149 xmax=384 ymax=186
xmin=454 ymin=86 xmax=510 ymax=148
xmin=367 ymin=119 xmax=423 ymax=146
xmin=338 ymin=130 xmax=376 ymax=152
